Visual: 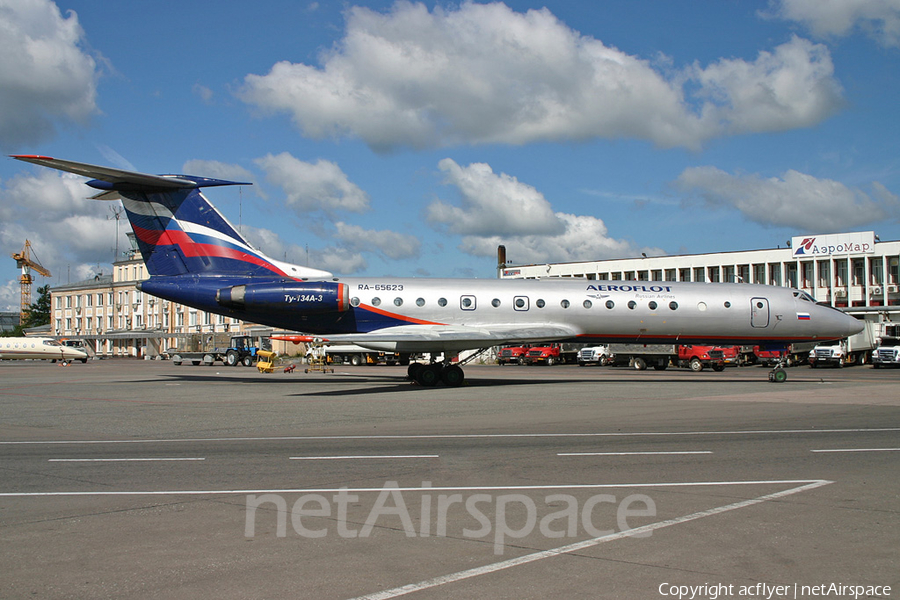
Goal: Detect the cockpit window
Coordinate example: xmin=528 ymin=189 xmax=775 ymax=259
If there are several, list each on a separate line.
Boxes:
xmin=792 ymin=290 xmax=817 ymax=303
xmin=42 ymin=340 xmax=61 ymax=347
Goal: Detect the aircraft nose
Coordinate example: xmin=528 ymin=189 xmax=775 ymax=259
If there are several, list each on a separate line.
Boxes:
xmin=846 ymin=313 xmax=864 ymax=337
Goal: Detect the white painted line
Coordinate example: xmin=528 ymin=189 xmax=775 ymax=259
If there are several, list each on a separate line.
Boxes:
xmin=347 ymin=479 xmax=834 ymax=600
xmin=1 ymin=428 xmax=897 ymax=445
xmin=289 ymin=455 xmax=439 ymax=460
xmin=48 ymin=458 xmax=206 ymax=462
xmin=558 ymin=451 xmax=712 ymax=456
xmin=811 ymin=448 xmax=900 ymax=453
xmin=0 ymin=478 xmax=828 ymax=497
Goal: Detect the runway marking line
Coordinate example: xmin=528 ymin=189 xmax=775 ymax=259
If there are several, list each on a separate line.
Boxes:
xmin=811 ymin=447 xmax=900 ymax=453
xmin=1 ymin=427 xmax=898 ymax=445
xmin=289 ymin=455 xmax=439 ymax=460
xmin=48 ymin=458 xmax=206 ymax=462
xmin=558 ymin=451 xmax=712 ymax=456
xmin=346 ymin=479 xmax=834 ymax=600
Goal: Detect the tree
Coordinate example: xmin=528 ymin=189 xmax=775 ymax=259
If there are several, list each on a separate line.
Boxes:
xmin=21 ymin=284 xmax=51 ymax=330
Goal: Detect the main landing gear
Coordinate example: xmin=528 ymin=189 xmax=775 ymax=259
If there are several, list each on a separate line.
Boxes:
xmin=406 ymin=349 xmax=489 ymax=387
xmin=407 ymin=362 xmax=465 ymax=387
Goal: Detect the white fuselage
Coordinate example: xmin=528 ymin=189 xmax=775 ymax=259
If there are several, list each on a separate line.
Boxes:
xmin=0 ymin=337 xmax=87 ymax=362
xmin=333 ymin=278 xmax=861 ymax=352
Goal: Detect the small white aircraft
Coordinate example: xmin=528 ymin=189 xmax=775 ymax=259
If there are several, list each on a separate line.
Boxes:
xmin=12 ymin=155 xmax=863 ymax=385
xmin=0 ymin=337 xmax=88 ymax=364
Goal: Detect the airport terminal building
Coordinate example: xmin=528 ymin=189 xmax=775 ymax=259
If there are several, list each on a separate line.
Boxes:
xmin=499 ymin=231 xmax=900 ymax=337
xmin=48 ymin=234 xmax=260 ymax=358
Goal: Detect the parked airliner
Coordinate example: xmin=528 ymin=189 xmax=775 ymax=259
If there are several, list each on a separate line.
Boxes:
xmin=12 ymin=155 xmax=863 ymax=385
xmin=0 ymin=337 xmax=87 ymax=364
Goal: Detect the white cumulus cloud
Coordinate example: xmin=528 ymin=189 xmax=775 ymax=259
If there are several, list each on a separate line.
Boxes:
xmin=0 ymin=0 xmax=100 ymax=150
xmin=238 ymin=1 xmax=843 ymax=151
xmin=674 ymin=166 xmax=900 ymax=231
xmin=428 ymin=159 xmax=655 ymax=264
xmin=255 ymin=152 xmax=369 ymax=215
xmin=769 ymin=0 xmax=900 ymax=47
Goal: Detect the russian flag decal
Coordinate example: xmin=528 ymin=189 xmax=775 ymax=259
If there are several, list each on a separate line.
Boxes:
xmin=797 ymin=312 xmax=811 ymax=320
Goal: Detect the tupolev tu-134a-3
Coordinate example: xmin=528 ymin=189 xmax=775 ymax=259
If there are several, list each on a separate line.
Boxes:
xmin=12 ymin=155 xmax=863 ymax=386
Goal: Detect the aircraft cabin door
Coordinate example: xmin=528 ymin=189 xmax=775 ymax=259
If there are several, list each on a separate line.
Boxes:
xmin=750 ymin=297 xmax=770 ymax=328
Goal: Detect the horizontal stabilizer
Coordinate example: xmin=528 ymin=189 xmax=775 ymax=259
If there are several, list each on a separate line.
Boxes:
xmin=11 ymin=155 xmax=250 ymax=191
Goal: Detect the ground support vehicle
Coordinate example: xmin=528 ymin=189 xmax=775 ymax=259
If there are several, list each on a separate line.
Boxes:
xmin=675 ymin=345 xmax=727 ymax=372
xmin=496 ymin=345 xmax=529 ymax=365
xmin=524 ymin=344 xmax=561 ymax=365
xmin=318 ymin=344 xmax=409 ymax=366
xmin=809 ymin=326 xmax=875 ymax=367
xmin=169 ymin=335 xmax=262 ymax=366
xmin=578 ymin=345 xmax=610 ymax=366
xmin=754 ymin=342 xmax=815 ymax=367
xmin=256 ymin=350 xmax=277 ymax=373
xmin=609 ymin=344 xmax=676 ymax=370
xmin=872 ymin=336 xmax=900 ymax=368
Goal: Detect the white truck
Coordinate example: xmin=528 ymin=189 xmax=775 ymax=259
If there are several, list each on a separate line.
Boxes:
xmin=608 ymin=344 xmax=676 ymax=370
xmin=872 ymin=336 xmax=900 ymax=368
xmin=808 ymin=325 xmax=875 ymax=368
xmin=577 ymin=345 xmax=610 ymax=366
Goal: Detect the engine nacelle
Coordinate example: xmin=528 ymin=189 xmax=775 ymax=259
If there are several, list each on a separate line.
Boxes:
xmin=216 ymin=281 xmax=349 ymax=313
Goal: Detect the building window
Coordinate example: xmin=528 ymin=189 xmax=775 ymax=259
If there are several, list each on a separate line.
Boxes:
xmin=818 ymin=260 xmax=830 ymax=287
xmin=852 ymin=259 xmax=865 ymax=286
xmin=871 ymin=259 xmax=883 ymax=285
xmin=693 ymin=267 xmax=705 ymax=283
xmin=769 ymin=263 xmax=782 ymax=286
xmin=738 ymin=265 xmax=750 ymax=283
xmin=708 ymin=266 xmax=720 ymax=283
xmin=835 ymin=259 xmax=848 ymax=286
xmin=665 ymin=269 xmax=676 ymax=282
xmin=724 ymin=266 xmax=735 ymax=283
xmin=679 ymin=268 xmax=691 ymax=282
xmin=802 ymin=262 xmax=814 ymax=288
xmin=753 ymin=264 xmax=765 ymax=285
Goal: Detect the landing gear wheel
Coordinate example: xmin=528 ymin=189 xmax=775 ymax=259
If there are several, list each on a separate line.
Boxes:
xmin=407 ymin=362 xmax=424 ymax=380
xmin=441 ymin=365 xmax=465 ymax=387
xmin=769 ymin=368 xmax=788 ymax=383
xmin=416 ymin=364 xmax=442 ymax=387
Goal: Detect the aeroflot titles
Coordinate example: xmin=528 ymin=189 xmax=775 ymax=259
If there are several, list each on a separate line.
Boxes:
xmin=586 ymin=284 xmax=674 ymax=293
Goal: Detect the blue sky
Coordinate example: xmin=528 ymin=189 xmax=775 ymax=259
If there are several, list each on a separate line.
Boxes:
xmin=2 ymin=0 xmax=899 ymax=311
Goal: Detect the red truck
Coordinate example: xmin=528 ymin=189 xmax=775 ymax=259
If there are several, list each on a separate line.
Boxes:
xmin=497 ymin=345 xmax=529 ymax=365
xmin=676 ymin=345 xmax=729 ymax=372
xmin=524 ymin=344 xmax=561 ymax=365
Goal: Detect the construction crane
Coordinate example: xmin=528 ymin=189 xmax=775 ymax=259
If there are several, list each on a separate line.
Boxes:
xmin=11 ymin=240 xmax=51 ymax=322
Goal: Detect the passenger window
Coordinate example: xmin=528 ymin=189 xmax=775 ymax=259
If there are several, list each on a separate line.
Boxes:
xmin=416 ymin=298 xmax=425 ymax=307
xmin=606 ymin=300 xmax=615 ymax=309
xmin=438 ymin=298 xmax=447 ymax=307
xmin=372 ymin=297 xmax=381 ymax=306
xmin=627 ymin=300 xmax=637 ymax=310
xmin=561 ymin=300 xmax=570 ymax=309
xmin=492 ymin=299 xmax=501 ymax=307
xmin=536 ymin=299 xmax=545 ymax=308
xmin=394 ymin=298 xmax=403 ymax=307
xmin=648 ymin=301 xmax=657 ymax=310
xmin=669 ymin=301 xmax=678 ymax=310
xmin=583 ymin=300 xmax=592 ymax=309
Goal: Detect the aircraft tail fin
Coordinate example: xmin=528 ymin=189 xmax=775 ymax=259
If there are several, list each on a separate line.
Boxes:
xmin=11 ymin=155 xmax=332 ymax=279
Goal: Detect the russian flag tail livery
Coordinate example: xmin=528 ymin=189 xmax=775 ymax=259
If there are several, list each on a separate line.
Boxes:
xmin=118 ymin=187 xmax=278 ymax=277
xmin=11 ymin=155 xmax=333 ymax=280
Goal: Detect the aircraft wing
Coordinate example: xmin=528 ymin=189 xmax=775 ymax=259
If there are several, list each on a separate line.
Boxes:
xmin=309 ymin=323 xmax=579 ymax=353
